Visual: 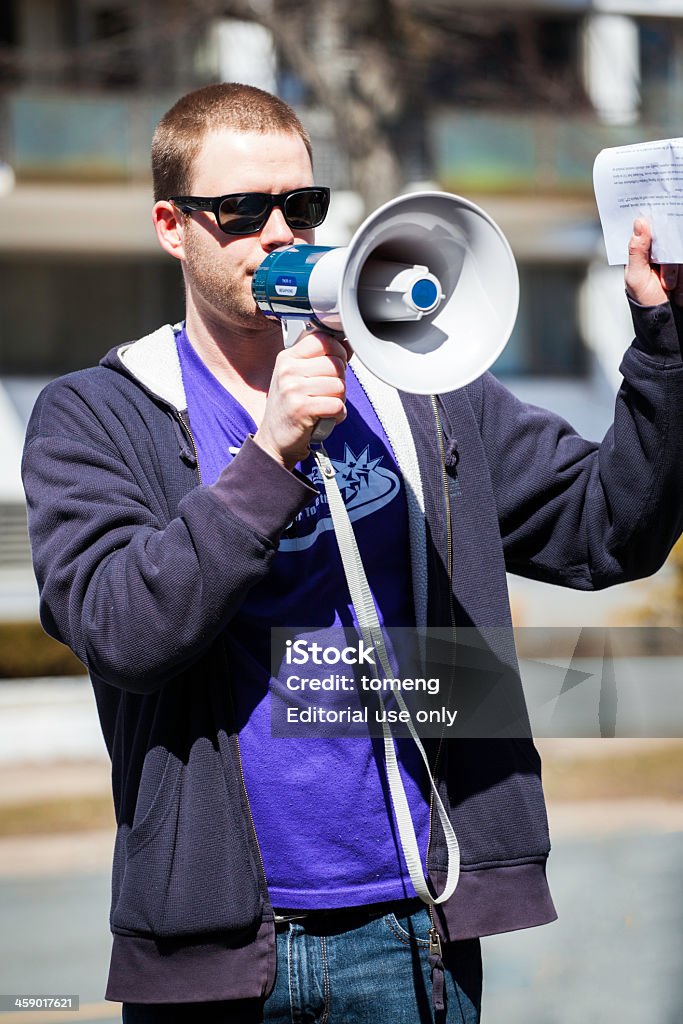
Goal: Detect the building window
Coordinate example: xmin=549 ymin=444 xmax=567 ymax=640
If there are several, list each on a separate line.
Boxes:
xmin=492 ymin=263 xmax=587 ymax=377
xmin=639 ymin=18 xmax=683 ymax=129
xmin=0 ymin=0 xmax=17 ymax=47
xmin=427 ymin=14 xmax=586 ymax=111
xmin=0 ymin=257 xmax=185 ymax=375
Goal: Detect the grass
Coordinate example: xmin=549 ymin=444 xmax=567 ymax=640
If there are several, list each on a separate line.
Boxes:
xmin=541 ymin=743 xmax=683 ymax=802
xmin=0 ymin=794 xmax=115 ymax=837
xmin=0 ymin=746 xmax=682 ymax=838
xmin=0 ymin=621 xmax=87 ymax=678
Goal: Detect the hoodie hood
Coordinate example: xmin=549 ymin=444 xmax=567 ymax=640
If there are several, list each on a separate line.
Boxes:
xmin=101 ymin=324 xmax=187 ymax=412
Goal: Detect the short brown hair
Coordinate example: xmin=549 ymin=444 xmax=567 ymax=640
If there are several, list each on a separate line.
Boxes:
xmin=151 ymin=82 xmax=313 ymax=202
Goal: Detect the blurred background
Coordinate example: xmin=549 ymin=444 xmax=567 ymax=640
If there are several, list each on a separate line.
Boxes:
xmin=0 ymin=1 xmax=682 ymax=1022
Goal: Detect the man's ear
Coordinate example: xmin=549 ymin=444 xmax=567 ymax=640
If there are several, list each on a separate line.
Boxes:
xmin=152 ymin=200 xmax=186 ymax=261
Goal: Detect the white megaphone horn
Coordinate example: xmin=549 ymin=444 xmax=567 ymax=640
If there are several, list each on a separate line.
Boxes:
xmin=252 ymin=189 xmax=518 ymax=398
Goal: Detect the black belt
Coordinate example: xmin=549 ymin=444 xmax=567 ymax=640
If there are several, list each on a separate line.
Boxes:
xmin=272 ymin=896 xmax=425 ymax=930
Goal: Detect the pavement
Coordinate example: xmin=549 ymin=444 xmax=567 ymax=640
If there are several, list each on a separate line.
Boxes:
xmin=481 ymin=828 xmax=683 ymax=1024
xmin=0 ymin=742 xmax=681 ymax=1023
xmin=0 ymin=759 xmax=110 ymax=806
xmin=1 ymin=798 xmax=681 ymax=1024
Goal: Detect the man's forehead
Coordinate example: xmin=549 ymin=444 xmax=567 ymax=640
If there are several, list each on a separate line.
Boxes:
xmin=190 ymin=128 xmax=313 ymax=192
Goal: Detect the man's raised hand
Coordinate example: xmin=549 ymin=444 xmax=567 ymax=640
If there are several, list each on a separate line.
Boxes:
xmin=625 ymin=218 xmax=683 ymax=307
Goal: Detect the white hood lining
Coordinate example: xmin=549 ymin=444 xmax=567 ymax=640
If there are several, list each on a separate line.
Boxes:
xmin=116 ymin=324 xmax=187 ymax=411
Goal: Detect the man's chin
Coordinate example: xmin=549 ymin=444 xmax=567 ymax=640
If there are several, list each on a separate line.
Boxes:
xmin=230 ymin=303 xmax=281 ymax=335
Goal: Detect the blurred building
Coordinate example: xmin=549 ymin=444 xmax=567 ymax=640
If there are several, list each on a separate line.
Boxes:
xmin=0 ymin=0 xmax=680 ymax=622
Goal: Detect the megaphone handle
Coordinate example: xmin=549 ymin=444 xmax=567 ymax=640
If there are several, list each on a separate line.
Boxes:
xmin=310 ymin=417 xmax=337 ymax=443
xmin=280 ymin=319 xmax=339 ymax=444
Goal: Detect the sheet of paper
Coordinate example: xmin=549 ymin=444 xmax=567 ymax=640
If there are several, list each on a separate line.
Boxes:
xmin=593 ymin=137 xmax=683 ymax=264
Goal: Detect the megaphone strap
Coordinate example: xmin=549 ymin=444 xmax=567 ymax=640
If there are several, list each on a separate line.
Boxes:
xmin=312 ymin=444 xmax=460 ymax=907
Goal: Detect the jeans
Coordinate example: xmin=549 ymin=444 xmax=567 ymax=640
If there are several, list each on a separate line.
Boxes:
xmin=122 ymin=902 xmax=482 ymax=1023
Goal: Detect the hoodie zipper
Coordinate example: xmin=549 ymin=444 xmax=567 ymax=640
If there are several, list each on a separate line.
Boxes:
xmin=426 ymin=395 xmax=456 ymax=949
xmin=177 ymin=410 xmax=202 ymax=484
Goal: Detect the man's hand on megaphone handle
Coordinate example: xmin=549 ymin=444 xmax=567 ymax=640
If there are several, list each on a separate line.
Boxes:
xmin=625 ymin=218 xmax=683 ymax=307
xmin=253 ymin=331 xmax=351 ymax=471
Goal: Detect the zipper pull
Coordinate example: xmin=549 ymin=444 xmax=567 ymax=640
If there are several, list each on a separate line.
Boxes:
xmin=429 ymin=926 xmax=446 ymax=1012
xmin=175 ymin=412 xmax=198 ymax=468
xmin=429 ymin=926 xmax=442 ymax=958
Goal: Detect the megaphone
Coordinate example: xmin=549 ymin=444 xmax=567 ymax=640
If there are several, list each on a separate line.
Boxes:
xmin=252 ymin=191 xmax=519 ymax=395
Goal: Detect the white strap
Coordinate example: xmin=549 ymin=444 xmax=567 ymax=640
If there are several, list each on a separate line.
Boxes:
xmin=313 ymin=444 xmax=460 ymax=905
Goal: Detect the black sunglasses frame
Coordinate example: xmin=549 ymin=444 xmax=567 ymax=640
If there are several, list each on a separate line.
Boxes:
xmin=169 ymin=187 xmax=331 ymax=236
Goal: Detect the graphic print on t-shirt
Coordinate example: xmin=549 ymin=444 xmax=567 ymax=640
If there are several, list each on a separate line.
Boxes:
xmin=280 ymin=442 xmax=401 ymax=551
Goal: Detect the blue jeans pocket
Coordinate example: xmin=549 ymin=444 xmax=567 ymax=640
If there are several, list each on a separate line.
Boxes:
xmin=383 ymin=907 xmax=432 ymax=947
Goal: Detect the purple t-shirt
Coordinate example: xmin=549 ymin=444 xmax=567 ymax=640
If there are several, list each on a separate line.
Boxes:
xmin=176 ymin=325 xmax=431 ymax=908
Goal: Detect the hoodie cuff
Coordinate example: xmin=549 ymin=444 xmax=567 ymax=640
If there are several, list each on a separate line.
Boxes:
xmin=628 ymin=294 xmax=683 ymax=363
xmin=210 ymin=435 xmax=318 ymax=544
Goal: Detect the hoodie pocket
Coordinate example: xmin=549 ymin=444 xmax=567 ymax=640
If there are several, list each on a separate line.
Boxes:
xmin=111 ymin=735 xmax=262 ymax=939
xmin=124 ymin=745 xmax=181 ymax=858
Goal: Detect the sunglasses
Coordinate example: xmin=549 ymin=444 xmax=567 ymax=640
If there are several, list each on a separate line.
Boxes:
xmin=169 ymin=187 xmax=330 ymax=236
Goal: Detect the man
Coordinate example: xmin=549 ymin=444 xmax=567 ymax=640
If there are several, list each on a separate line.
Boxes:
xmin=22 ymin=83 xmax=683 ymax=1023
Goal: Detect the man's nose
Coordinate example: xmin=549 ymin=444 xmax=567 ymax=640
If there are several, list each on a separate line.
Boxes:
xmin=260 ymin=206 xmax=295 ymax=251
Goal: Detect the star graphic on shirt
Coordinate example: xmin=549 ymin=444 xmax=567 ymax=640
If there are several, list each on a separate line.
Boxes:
xmin=335 ymin=444 xmax=385 ymax=503
xmin=281 ymin=440 xmax=400 ymax=550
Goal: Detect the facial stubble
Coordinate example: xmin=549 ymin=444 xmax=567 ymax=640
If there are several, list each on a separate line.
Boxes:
xmin=182 ymin=223 xmax=267 ymax=329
